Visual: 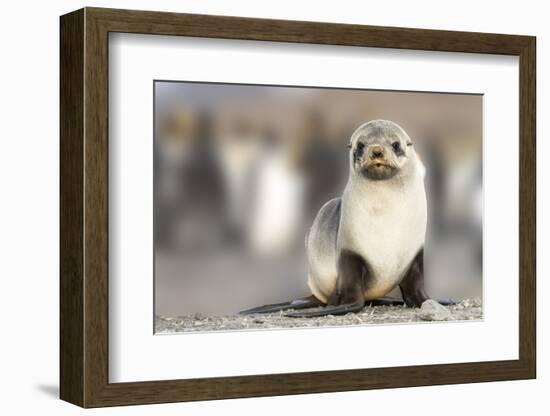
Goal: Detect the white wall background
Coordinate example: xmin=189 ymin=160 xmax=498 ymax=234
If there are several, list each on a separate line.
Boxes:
xmin=0 ymin=0 xmax=545 ymax=414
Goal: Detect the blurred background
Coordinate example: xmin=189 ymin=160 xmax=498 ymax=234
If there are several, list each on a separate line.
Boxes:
xmin=154 ymin=81 xmax=482 ymax=318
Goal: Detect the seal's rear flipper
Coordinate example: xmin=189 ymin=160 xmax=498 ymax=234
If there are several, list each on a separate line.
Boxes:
xmin=239 ymin=296 xmax=322 ymax=315
xmin=284 ymin=299 xmax=365 ymax=318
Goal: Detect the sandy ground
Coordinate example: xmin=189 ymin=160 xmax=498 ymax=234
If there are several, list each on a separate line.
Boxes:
xmin=155 ymin=298 xmax=482 ymax=334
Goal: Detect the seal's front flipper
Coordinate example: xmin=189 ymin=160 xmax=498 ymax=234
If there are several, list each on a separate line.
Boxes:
xmin=284 ymin=299 xmax=365 ymax=318
xmin=286 ymin=249 xmax=367 ymax=317
xmin=433 ymin=298 xmax=456 ymax=306
xmin=239 ymin=296 xmax=322 ymax=315
xmin=399 ymin=248 xmax=429 ymax=308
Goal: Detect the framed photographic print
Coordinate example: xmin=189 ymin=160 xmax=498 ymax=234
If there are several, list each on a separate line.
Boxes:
xmin=60 ymin=7 xmax=536 ymax=408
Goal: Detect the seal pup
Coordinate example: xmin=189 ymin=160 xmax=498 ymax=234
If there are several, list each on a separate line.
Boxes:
xmin=241 ymin=119 xmax=436 ymax=317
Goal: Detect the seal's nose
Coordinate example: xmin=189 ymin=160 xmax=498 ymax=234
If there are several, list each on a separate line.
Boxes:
xmin=369 ymin=145 xmax=384 ymax=159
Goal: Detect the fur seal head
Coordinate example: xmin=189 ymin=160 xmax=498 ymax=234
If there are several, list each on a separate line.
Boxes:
xmin=348 ymin=119 xmax=416 ymax=181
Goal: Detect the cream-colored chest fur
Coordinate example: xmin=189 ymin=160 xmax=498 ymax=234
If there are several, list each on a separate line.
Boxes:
xmin=338 ymin=174 xmax=427 ymax=299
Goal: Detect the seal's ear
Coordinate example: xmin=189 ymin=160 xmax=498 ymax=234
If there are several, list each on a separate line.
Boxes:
xmin=347 ymin=143 xmax=352 ymax=149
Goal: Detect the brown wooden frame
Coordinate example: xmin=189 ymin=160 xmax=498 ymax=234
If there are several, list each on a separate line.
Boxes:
xmin=60 ymin=7 xmax=536 ymax=408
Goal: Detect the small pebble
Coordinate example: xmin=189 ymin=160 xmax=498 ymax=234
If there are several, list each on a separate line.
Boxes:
xmin=419 ymin=299 xmax=452 ymax=321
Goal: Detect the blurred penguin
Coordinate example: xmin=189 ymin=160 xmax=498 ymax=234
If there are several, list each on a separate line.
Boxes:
xmin=175 ymin=110 xmax=227 ymax=251
xmin=298 ymin=110 xmax=348 ymax=219
xmin=247 ymin=128 xmax=305 ymax=257
xmin=155 ymin=107 xmax=195 ymax=250
xmin=156 ymin=108 xmax=226 ymax=252
xmin=215 ymin=117 xmax=263 ymax=245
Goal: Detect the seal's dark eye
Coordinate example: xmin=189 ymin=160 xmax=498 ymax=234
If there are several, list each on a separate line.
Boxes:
xmin=392 ymin=142 xmax=401 ymax=152
xmin=356 ymin=142 xmax=365 ymax=151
